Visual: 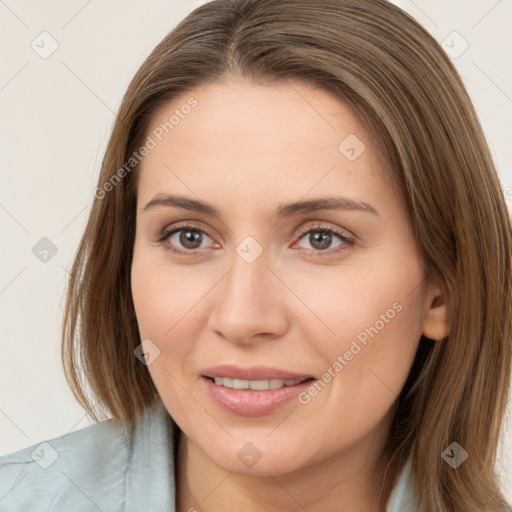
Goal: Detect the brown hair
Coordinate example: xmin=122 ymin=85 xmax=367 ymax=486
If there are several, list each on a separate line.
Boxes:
xmin=61 ymin=0 xmax=512 ymax=509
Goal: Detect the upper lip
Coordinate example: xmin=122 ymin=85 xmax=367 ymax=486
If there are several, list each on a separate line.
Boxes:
xmin=202 ymin=365 xmax=314 ymax=381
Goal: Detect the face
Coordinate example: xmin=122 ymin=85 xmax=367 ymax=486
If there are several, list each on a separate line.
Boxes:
xmin=131 ymin=78 xmax=440 ymax=477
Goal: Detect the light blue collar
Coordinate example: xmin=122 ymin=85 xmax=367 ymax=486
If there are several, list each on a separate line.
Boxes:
xmin=0 ymin=398 xmax=422 ymax=511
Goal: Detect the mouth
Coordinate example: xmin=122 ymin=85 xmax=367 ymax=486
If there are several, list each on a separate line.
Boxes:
xmin=201 ymin=375 xmax=316 ymax=416
xmin=203 ymin=375 xmax=315 ymax=390
xmin=200 ymin=365 xmax=317 ymax=416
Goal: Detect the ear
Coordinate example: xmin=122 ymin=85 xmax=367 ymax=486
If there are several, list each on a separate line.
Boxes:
xmin=422 ymin=279 xmax=450 ymax=341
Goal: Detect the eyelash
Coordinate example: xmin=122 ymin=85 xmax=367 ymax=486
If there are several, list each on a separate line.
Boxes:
xmin=156 ymin=221 xmax=355 ymax=257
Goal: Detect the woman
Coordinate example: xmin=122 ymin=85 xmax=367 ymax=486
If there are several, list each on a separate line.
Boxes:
xmin=1 ymin=0 xmax=510 ymax=510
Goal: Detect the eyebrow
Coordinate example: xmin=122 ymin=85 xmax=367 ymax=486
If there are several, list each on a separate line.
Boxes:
xmin=142 ymin=193 xmax=379 ymax=219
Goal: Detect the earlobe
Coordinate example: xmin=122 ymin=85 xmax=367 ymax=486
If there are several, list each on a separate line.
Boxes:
xmin=421 ymin=282 xmax=450 ymax=341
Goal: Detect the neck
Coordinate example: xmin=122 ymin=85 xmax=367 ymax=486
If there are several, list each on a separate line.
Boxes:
xmin=175 ymin=417 xmax=395 ymax=512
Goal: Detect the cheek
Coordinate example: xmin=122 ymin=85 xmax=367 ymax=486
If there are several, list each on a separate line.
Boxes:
xmin=130 ymin=247 xmax=213 ymax=393
xmin=286 ymin=252 xmax=425 ymax=406
xmin=131 ymin=244 xmax=205 ymax=340
xmin=131 ymin=252 xmax=203 ymax=418
xmin=284 ymin=253 xmax=424 ymax=350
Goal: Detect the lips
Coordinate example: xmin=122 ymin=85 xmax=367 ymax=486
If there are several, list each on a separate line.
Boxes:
xmin=201 ymin=364 xmax=314 ymax=381
xmin=200 ymin=364 xmax=317 ymax=416
xmin=202 ymin=375 xmax=315 ymax=416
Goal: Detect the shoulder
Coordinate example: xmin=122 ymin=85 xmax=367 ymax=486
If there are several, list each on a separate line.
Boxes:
xmin=386 ymin=457 xmax=426 ymax=512
xmin=0 ymin=400 xmax=176 ymax=512
xmin=0 ymin=413 xmax=130 ymax=511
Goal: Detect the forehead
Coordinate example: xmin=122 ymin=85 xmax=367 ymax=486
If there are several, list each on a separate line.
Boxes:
xmin=136 ymin=79 xmax=394 ymax=212
xmin=148 ymin=78 xmax=370 ymax=158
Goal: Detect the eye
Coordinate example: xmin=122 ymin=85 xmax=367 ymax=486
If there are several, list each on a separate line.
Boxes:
xmin=157 ymin=222 xmax=215 ymax=254
xmin=156 ymin=221 xmax=355 ymax=257
xmin=293 ymin=223 xmax=354 ymax=256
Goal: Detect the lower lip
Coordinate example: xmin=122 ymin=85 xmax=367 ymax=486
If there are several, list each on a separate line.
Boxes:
xmin=202 ymin=376 xmax=315 ymax=417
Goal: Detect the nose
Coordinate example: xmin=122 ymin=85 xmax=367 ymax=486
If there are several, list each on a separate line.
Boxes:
xmin=207 ymin=245 xmax=289 ymax=345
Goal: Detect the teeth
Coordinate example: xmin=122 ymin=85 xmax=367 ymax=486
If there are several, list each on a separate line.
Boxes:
xmin=212 ymin=377 xmax=306 ymax=390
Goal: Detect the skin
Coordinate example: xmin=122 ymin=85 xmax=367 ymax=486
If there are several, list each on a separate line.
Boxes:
xmin=131 ymin=77 xmax=449 ymax=512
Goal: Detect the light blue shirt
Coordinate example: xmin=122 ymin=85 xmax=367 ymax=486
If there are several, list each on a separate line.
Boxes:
xmin=0 ymin=399 xmax=423 ymax=511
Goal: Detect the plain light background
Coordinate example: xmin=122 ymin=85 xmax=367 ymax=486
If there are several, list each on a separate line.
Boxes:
xmin=1 ymin=0 xmax=511 ymax=502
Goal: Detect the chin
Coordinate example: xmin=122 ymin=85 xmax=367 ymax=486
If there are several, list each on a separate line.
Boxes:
xmin=204 ymin=438 xmax=310 ymax=477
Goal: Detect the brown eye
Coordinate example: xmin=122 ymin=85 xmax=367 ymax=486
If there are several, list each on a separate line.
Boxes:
xmin=306 ymin=231 xmax=337 ymax=250
xmin=296 ymin=228 xmax=351 ymax=253
xmin=175 ymin=229 xmax=204 ymax=250
xmin=166 ymin=228 xmax=213 ymax=251
xmin=156 ymin=222 xmax=216 ymax=254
